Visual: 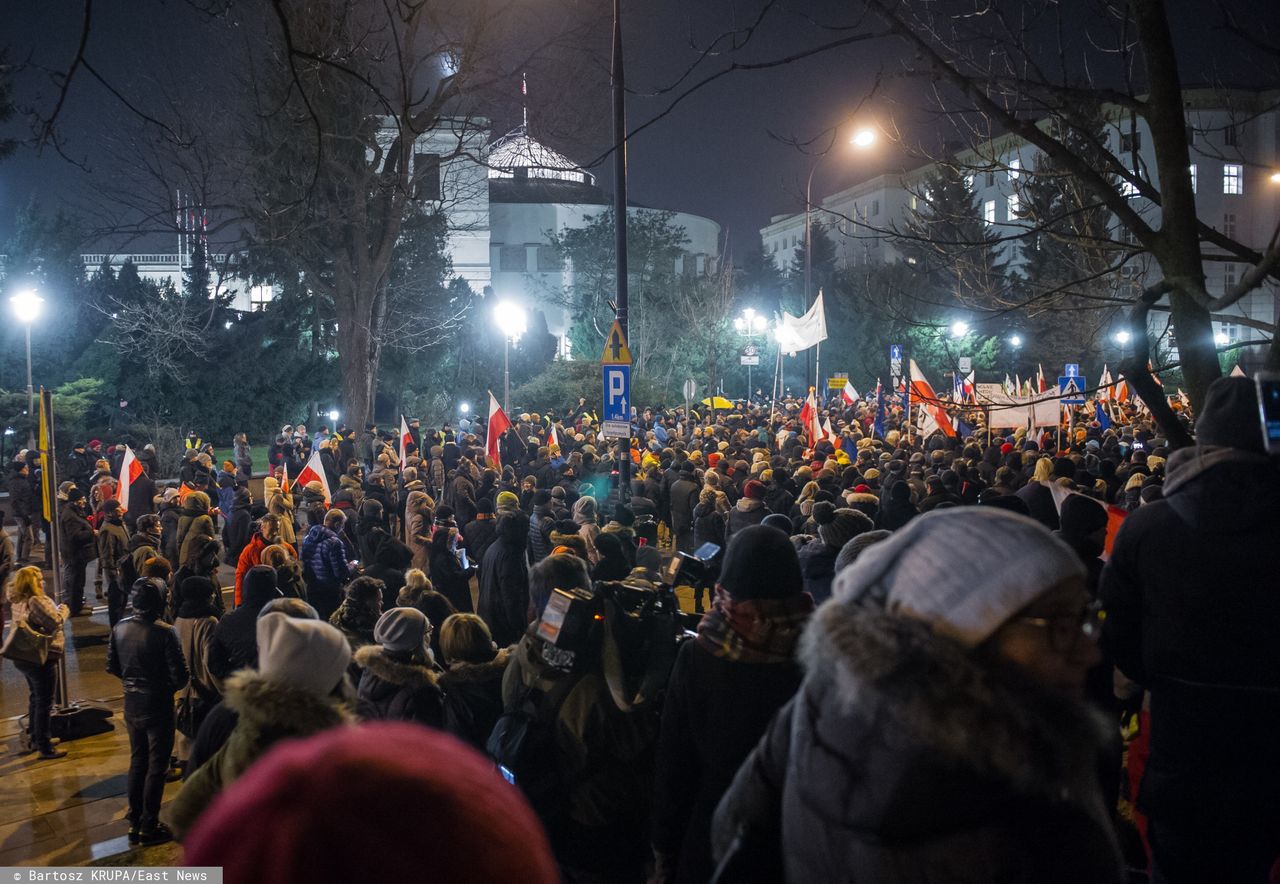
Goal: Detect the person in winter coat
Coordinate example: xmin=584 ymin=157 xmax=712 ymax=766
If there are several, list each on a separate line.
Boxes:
xmin=571 ymin=496 xmax=601 ymax=564
xmin=724 ymin=479 xmax=769 ymax=547
xmin=172 ymin=534 xmax=225 ymax=619
xmin=107 ymin=578 xmax=190 ymax=845
xmin=157 ymin=489 xmax=182 ymax=563
xmin=438 ymin=613 xmax=510 ymax=748
xmin=329 ymin=576 xmax=384 ymax=676
xmin=59 ymin=488 xmax=97 ymax=614
xmin=711 ymin=508 xmax=1122 ymax=884
xmin=447 ymin=468 xmax=479 ymax=530
xmin=9 ymin=461 xmax=38 ymax=562
xmin=173 ymin=576 xmax=221 ymax=774
xmin=260 ymin=544 xmax=306 ymax=600
xmin=591 ymin=530 xmax=631 ymax=581
xmin=429 ymin=525 xmax=474 ymax=614
xmin=1101 ymin=377 xmax=1280 ymax=883
xmin=652 ymin=526 xmax=814 ymax=884
xmin=691 ymin=486 xmax=727 ymax=557
xmin=354 ymin=607 xmax=445 ymax=727
xmin=177 ymin=491 xmax=216 ymax=568
xmin=232 ymin=433 xmax=253 ymax=478
xmin=165 ymin=612 xmax=353 ymax=840
xmin=209 ymin=566 xmax=283 ymax=681
xmin=216 ymin=463 xmax=238 ymax=525
xmin=221 ymin=487 xmax=254 ymax=566
xmin=300 ymin=509 xmax=356 ymax=622
xmin=404 ymin=490 xmax=435 ymax=572
xmin=668 ymin=468 xmax=701 ymax=553
xmin=796 ymin=503 xmax=873 ymax=605
xmin=125 ymin=463 xmax=157 ymax=531
xmin=398 ymin=569 xmax=456 ymax=662
xmin=477 ymin=512 xmax=531 ymax=646
xmin=97 ymin=499 xmax=132 ymax=624
xmin=363 ymin=535 xmax=411 ymax=612
xmin=461 ymin=498 xmax=499 ymax=575
xmin=262 ymin=476 xmax=296 ymax=546
xmin=233 ymin=514 xmax=294 ymax=605
xmin=7 ymin=567 xmax=70 ymax=759
xmin=526 ymin=490 xmax=556 ymax=563
xmin=877 ymin=477 xmax=919 ymax=531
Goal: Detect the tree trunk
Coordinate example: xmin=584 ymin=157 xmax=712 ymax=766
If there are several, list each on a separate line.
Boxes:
xmin=336 ymin=281 xmax=379 ymax=428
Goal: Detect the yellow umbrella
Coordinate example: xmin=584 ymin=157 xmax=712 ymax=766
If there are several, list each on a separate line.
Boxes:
xmin=700 ymin=396 xmax=736 ymax=410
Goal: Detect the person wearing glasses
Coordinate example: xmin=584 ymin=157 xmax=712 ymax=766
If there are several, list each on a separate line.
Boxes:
xmin=710 ymin=507 xmax=1122 ymax=884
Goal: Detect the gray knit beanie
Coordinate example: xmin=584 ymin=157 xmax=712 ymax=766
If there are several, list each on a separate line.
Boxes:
xmin=257 ymin=613 xmax=352 ymax=696
xmin=834 ymin=529 xmax=891 ymax=574
xmin=830 ymin=508 xmax=1084 ymax=648
xmin=373 ymin=607 xmax=429 ymax=655
xmin=817 ymin=507 xmax=873 ymax=551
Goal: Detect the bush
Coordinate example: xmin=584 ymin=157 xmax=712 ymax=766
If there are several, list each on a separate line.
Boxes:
xmin=509 ymin=361 xmax=674 ymax=415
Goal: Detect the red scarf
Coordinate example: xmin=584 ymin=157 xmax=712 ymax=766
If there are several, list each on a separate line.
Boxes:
xmin=696 ymin=588 xmax=814 ymax=663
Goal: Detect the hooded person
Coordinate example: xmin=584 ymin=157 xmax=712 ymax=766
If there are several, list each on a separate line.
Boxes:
xmin=173 ymin=576 xmax=222 ymax=771
xmin=354 ymin=607 xmax=444 ymax=728
xmin=477 ymin=511 xmax=532 ymax=646
xmin=653 ymin=525 xmax=815 ymax=884
xmin=796 ymin=503 xmax=874 ymax=605
xmin=183 ymin=723 xmax=559 ymax=884
xmin=329 ymin=576 xmax=386 ymax=673
xmin=590 ymin=530 xmax=631 ymax=582
xmin=1055 ymin=494 xmax=1109 ymax=595
xmin=1101 ymin=376 xmax=1280 ymax=883
xmin=712 ymin=508 xmax=1122 ymax=884
xmin=177 ymin=491 xmax=216 ymax=568
xmin=209 ymin=566 xmax=284 ymax=681
xmin=164 ymin=612 xmax=354 ymax=840
xmin=571 ymin=495 xmax=602 ymax=564
xmin=876 ymin=476 xmax=918 ymax=531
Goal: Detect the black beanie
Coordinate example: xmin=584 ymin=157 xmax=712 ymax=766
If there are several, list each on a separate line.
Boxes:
xmin=1198 ymin=376 xmax=1265 ymax=454
xmin=719 ymin=524 xmax=804 ymax=600
xmin=244 ymin=565 xmax=283 ymax=608
xmin=1059 ymin=495 xmax=1108 ymax=539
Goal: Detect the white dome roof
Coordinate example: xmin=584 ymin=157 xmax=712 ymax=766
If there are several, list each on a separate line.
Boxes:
xmin=487 ymin=128 xmax=594 ymax=186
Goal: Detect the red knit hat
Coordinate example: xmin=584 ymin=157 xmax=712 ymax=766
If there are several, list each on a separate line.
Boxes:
xmin=184 ymin=723 xmax=558 ymax=884
xmin=743 ymin=479 xmax=766 ymax=500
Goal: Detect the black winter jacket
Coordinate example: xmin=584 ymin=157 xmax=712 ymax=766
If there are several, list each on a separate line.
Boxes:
xmin=107 ymin=614 xmax=189 ymax=716
xmin=478 ymin=513 xmax=530 ymax=646
xmin=353 ymin=645 xmax=445 ymax=728
xmin=439 ymin=648 xmax=510 ymax=749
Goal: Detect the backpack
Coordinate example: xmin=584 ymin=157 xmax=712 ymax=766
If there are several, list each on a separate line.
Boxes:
xmin=486 ymin=673 xmax=577 ymax=834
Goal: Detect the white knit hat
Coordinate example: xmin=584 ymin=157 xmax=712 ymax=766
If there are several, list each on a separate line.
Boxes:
xmin=830 ymin=508 xmax=1084 ymax=648
xmin=256 ymin=613 xmax=352 ymax=696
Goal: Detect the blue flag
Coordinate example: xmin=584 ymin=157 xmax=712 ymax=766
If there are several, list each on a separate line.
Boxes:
xmin=1095 ymin=400 xmax=1112 ymax=430
xmin=874 ymin=382 xmax=886 ymax=439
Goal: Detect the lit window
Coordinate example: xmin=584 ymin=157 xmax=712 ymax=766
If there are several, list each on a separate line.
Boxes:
xmin=1189 ymin=164 xmax=1197 ymax=194
xmin=249 ymin=284 xmax=273 ymax=312
xmin=1120 ymin=178 xmax=1139 ymax=198
xmin=1008 ymin=157 xmax=1021 ymax=180
xmin=983 ymin=200 xmax=996 ymax=225
xmin=964 ymin=174 xmax=975 ymax=190
xmin=1007 ymin=193 xmax=1020 ymax=219
xmin=1223 ymin=263 xmax=1237 ymax=290
xmin=1223 ymin=164 xmax=1243 ymax=194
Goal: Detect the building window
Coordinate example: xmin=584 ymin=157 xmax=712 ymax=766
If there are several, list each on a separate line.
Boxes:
xmin=1223 ymin=263 xmax=1237 ymax=291
xmin=984 ymin=170 xmax=995 ymax=187
xmin=536 ymin=245 xmax=562 ymax=273
xmin=1223 ymin=213 xmax=1236 ymax=239
xmin=249 ymin=284 xmax=273 ymax=312
xmin=1120 ymin=178 xmax=1139 ymax=198
xmin=412 ymin=152 xmax=441 ymax=201
xmin=1224 ymin=124 xmax=1240 ymax=147
xmin=1008 ymin=157 xmax=1021 ymax=180
xmin=499 ymin=245 xmax=528 ymax=272
xmin=1185 ymin=125 xmax=1196 ymax=146
xmin=964 ymin=174 xmax=975 ymax=191
xmin=1007 ymin=193 xmax=1020 ymax=219
xmin=983 ymin=200 xmax=996 ymax=225
xmin=870 ymin=199 xmax=880 ymax=217
xmin=1219 ymin=322 xmax=1240 ymax=343
xmin=1189 ymin=164 xmax=1197 ymax=194
xmin=1223 ymin=163 xmax=1243 ymax=194
xmin=1120 ymin=131 xmax=1141 ymax=153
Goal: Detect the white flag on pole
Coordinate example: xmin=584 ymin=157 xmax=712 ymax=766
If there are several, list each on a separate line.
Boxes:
xmin=777 ymin=291 xmax=828 ymax=354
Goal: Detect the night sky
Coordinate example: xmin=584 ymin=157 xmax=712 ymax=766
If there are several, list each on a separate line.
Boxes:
xmin=1 ymin=0 xmax=1275 ymax=258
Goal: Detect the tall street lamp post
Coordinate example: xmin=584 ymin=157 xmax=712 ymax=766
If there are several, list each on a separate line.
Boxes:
xmin=10 ymin=289 xmax=43 ymax=449
xmin=493 ymin=300 xmax=527 ymax=415
xmin=733 ymin=308 xmax=768 ymax=399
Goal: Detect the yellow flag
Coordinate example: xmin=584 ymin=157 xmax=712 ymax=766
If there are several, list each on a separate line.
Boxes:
xmin=39 ymin=391 xmax=52 ymax=521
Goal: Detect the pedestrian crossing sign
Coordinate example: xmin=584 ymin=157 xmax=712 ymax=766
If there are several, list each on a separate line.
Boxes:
xmin=1059 ymin=376 xmax=1086 ymax=405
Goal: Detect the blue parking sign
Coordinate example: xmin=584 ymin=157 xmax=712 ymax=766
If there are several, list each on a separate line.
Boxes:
xmin=602 ymin=364 xmax=631 ymax=423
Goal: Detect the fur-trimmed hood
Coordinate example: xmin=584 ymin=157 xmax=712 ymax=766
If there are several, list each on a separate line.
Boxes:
xmin=354 ymin=644 xmax=439 ymax=690
xmin=439 ymin=647 xmax=511 ymax=688
xmin=797 ymin=601 xmax=1114 ymax=832
xmin=222 ymin=668 xmax=355 ymax=734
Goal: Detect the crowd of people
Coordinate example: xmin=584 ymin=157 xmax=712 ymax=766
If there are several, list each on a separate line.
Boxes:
xmin=1 ymin=374 xmax=1277 ymax=882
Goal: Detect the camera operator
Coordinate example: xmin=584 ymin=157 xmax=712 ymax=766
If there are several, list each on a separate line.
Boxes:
xmin=497 ymin=553 xmax=672 ymax=884
xmin=651 ymin=525 xmax=814 ymax=884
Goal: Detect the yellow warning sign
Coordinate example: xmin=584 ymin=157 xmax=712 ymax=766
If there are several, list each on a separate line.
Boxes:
xmin=600 ymin=319 xmax=632 ymax=364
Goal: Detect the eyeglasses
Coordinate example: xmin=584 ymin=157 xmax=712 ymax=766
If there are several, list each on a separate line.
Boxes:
xmin=1016 ymin=601 xmax=1104 ymax=653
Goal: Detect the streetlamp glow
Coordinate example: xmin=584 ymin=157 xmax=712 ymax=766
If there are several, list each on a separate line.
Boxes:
xmin=460 ymin=402 xmax=471 ymax=414
xmin=1008 ymin=334 xmax=1023 ymax=348
xmin=1270 ymin=171 xmax=1280 ymax=184
xmin=950 ymin=320 xmax=970 ymax=338
xmin=1113 ymin=329 xmax=1132 ymax=345
xmin=850 ymin=127 xmax=877 ymax=150
xmin=494 ymin=299 xmax=527 ymax=414
xmin=1214 ymin=331 xmax=1229 ymax=346
xmin=327 ymin=409 xmax=340 ymax=422
xmin=11 ymin=289 xmax=43 ymax=323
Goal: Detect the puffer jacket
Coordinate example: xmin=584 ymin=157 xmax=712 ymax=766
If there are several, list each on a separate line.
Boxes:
xmin=107 ymin=614 xmax=189 ymax=716
xmin=301 ymin=524 xmax=351 ymax=589
xmin=353 ymin=645 xmax=445 ymax=728
xmin=711 ymin=605 xmax=1123 ymax=884
xmin=177 ymin=492 xmax=215 ymax=566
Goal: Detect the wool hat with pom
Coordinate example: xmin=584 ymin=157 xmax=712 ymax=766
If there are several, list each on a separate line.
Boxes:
xmin=184 ymin=723 xmax=559 ymax=884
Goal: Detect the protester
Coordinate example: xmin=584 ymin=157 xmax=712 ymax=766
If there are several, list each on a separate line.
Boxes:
xmin=428 ymin=525 xmax=474 ymax=613
xmin=438 ymin=613 xmax=510 ymax=748
xmin=166 ymin=612 xmax=353 ymax=839
xmin=653 ymin=525 xmax=813 ymax=884
xmin=711 ymin=508 xmax=1122 ymax=883
xmin=1101 ymin=376 xmax=1280 ymax=883
xmin=59 ymin=488 xmax=96 ymax=615
xmin=208 ymin=566 xmax=282 ymax=680
xmin=300 ymin=509 xmax=356 ymax=622
xmin=172 ymin=576 xmax=221 ymax=775
xmin=6 ymin=566 xmax=69 ymax=759
xmin=354 ymin=607 xmax=445 ymax=727
xmin=107 ymin=578 xmax=189 ymax=845
xmin=477 ymin=511 xmax=530 ymax=645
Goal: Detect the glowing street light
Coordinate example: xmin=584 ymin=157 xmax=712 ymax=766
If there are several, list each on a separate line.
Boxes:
xmin=734 ymin=308 xmax=769 ymax=398
xmin=950 ymin=320 xmax=970 ymax=338
xmin=327 ymin=409 xmax=341 ymax=423
xmin=1113 ymin=329 xmax=1132 ymax=345
xmin=1270 ymin=170 xmax=1280 ymax=184
xmin=493 ymin=300 xmax=528 ymax=414
xmin=460 ymin=402 xmax=471 ymax=414
xmin=1214 ymin=331 xmax=1229 ymax=346
xmin=10 ymin=289 xmax=43 ymax=448
xmin=1008 ymin=334 xmax=1023 ymax=348
xmin=849 ymin=127 xmax=877 ymax=150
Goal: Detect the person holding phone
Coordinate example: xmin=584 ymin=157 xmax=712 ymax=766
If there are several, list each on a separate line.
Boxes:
xmin=429 ymin=525 xmax=475 ymax=613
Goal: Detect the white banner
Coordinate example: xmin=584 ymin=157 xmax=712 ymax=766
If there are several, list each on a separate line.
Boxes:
xmin=777 ymin=291 xmax=828 ymax=353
